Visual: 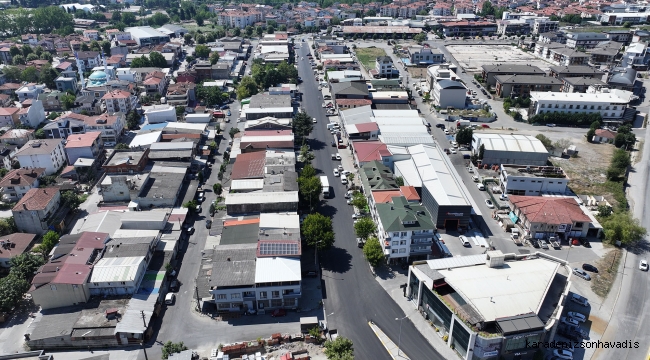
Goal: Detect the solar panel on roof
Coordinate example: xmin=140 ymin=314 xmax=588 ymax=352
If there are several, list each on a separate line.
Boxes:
xmin=259 ymin=242 xmax=299 ymax=256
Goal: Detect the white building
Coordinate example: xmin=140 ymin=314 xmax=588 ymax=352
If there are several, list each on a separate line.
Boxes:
xmin=124 ymin=26 xmax=170 ymax=46
xmin=102 ymin=90 xmax=138 ymax=114
xmin=14 ymin=139 xmax=66 ymax=175
xmin=500 ymin=164 xmax=569 ymax=196
xmin=18 ymin=100 xmax=45 ymax=128
xmin=375 ymin=56 xmax=395 ymax=77
xmin=16 ymin=83 xmax=46 ymax=103
xmin=472 ymin=133 xmax=549 ymax=166
xmin=88 ymin=256 xmax=147 ymax=296
xmin=529 ymin=88 xmax=635 ymax=120
xmin=432 ymin=79 xmax=466 ymax=109
xmin=144 ymin=105 xmax=176 ymax=124
xmin=426 ymin=63 xmax=459 ymax=90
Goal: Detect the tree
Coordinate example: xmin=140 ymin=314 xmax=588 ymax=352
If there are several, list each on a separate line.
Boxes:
xmin=41 ymin=231 xmax=60 ymax=255
xmin=363 ymin=236 xmax=385 ymax=268
xmin=9 ymin=45 xmax=20 ymax=57
xmin=354 ymin=217 xmax=376 ymax=241
xmin=40 ymin=52 xmax=53 ymax=62
xmin=324 ymin=336 xmax=354 ymax=360
xmin=26 ymin=53 xmax=39 ymax=62
xmin=413 ymin=32 xmax=426 ymax=44
xmin=623 ymin=21 xmax=632 ymax=28
xmin=61 ymin=93 xmax=76 ymax=110
xmin=236 ymin=76 xmax=259 ymax=100
xmin=34 ymin=129 xmax=45 ymax=139
xmin=122 ymin=12 xmax=137 ymax=25
xmin=183 ymin=200 xmax=198 ymax=212
xmin=81 ymin=43 xmax=90 ymax=52
xmin=62 ymin=190 xmax=83 ymax=210
xmin=301 ymin=164 xmax=316 ymax=179
xmin=39 ymin=64 xmax=58 ymax=89
xmin=601 ymin=211 xmax=646 ymax=245
xmin=175 ymin=106 xmax=186 ymax=118
xmin=267 ymin=25 xmax=275 ymax=34
xmin=115 ymin=143 xmax=130 ymax=150
xmin=126 ymin=110 xmax=140 ymax=130
xmin=293 ymin=111 xmax=314 ymax=142
xmin=130 ymin=56 xmax=152 ymax=68
xmin=245 ymin=26 xmax=254 ymax=37
xmin=229 ymin=127 xmax=240 ymax=139
xmin=183 ymin=33 xmax=193 ymax=44
xmin=148 ymin=51 xmax=167 ymax=68
xmin=302 ymin=213 xmax=335 ymax=250
xmin=195 ymin=45 xmax=210 ymax=59
xmin=21 ymin=66 xmax=38 ymax=82
xmin=350 ymin=192 xmax=367 ymax=211
xmin=300 ymin=144 xmax=314 ymax=164
xmin=233 ymin=28 xmax=242 ymax=37
xmin=0 ymin=273 xmax=29 ymax=312
xmin=395 ymin=176 xmax=404 ymax=186
xmin=213 ymin=183 xmax=222 ymax=195
xmin=256 ymin=26 xmax=263 ymax=37
xmin=299 ymin=175 xmax=321 ymax=211
xmin=196 ymin=83 xmax=226 ymax=107
xmin=2 ymin=66 xmax=21 ymax=82
xmin=478 ymin=144 xmax=485 ymax=160
xmin=10 ymin=253 xmax=45 ymax=279
xmin=162 ymin=341 xmax=188 ymax=360
xmin=12 ymin=55 xmax=25 ymax=65
xmin=209 ymin=51 xmax=220 ymax=65
xmin=607 ymin=148 xmax=631 ymax=181
xmin=455 ymin=127 xmax=473 ymax=145
xmin=149 ymin=12 xmax=170 ymax=27
xmin=597 ymin=205 xmax=612 ymax=217
xmin=586 ymin=128 xmax=596 ymax=142
xmin=535 ymin=134 xmax=553 ymax=150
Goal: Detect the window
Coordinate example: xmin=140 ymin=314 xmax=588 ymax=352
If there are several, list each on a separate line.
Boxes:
xmin=613 ymin=106 xmax=618 ymax=110
xmin=591 ymin=105 xmax=594 ymax=109
xmin=399 ymin=248 xmax=406 ymax=253
xmin=216 ymin=294 xmax=227 ymax=300
xmin=259 ymin=291 xmax=267 ymax=299
xmin=400 ymin=240 xmax=407 ymax=245
xmin=392 ymin=249 xmax=398 ymax=254
xmin=541 ymin=104 xmax=545 ymax=108
xmin=569 ymin=105 xmax=573 ymax=109
xmin=598 ymin=106 xmax=601 ymax=109
xmin=271 ymin=299 xmax=282 ymax=307
xmin=272 ymin=291 xmax=280 ymax=298
xmin=392 ymin=241 xmax=399 ymax=246
xmin=231 ymin=293 xmax=241 ymax=299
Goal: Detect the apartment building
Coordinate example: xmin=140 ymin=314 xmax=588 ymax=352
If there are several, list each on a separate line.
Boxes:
xmin=529 ymin=88 xmax=635 ymax=120
xmin=14 ymin=139 xmax=66 ymax=175
xmin=102 ymin=90 xmax=137 ymax=114
xmin=217 ymin=10 xmax=263 ymax=28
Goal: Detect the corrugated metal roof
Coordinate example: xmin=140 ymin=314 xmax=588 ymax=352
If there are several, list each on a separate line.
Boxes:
xmin=230 ymin=179 xmax=264 ymax=190
xmin=255 ymin=257 xmax=301 ymax=283
xmin=90 ymin=256 xmax=145 ymax=283
xmin=425 ymin=254 xmax=487 ymax=270
xmin=473 ymin=133 xmax=549 ymax=154
xmin=225 ymin=191 xmax=298 ymax=205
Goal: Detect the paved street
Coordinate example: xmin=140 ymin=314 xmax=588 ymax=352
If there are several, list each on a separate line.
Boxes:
xmin=296 ymin=41 xmax=445 ymax=360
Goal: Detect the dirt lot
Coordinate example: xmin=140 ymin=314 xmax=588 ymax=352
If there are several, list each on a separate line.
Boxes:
xmin=406 ymin=66 xmax=428 ymax=79
xmin=591 ymin=247 xmax=622 ymax=298
xmin=446 ymin=45 xmax=552 ymax=73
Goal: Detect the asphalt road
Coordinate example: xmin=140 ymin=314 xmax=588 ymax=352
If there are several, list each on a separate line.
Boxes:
xmin=295 ymin=42 xmax=445 ymax=360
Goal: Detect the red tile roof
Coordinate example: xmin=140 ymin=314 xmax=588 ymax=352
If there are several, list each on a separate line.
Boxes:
xmin=355 ymin=122 xmax=379 ymax=133
xmin=231 ymin=151 xmax=266 ymax=180
xmin=0 ymin=168 xmax=45 ymax=187
xmin=65 ymin=131 xmax=101 ymax=148
xmin=13 ymin=187 xmax=59 ymax=211
xmin=52 ymin=263 xmax=92 ymax=285
xmin=371 ymin=186 xmax=420 ymax=203
xmin=102 ymin=89 xmax=132 ymax=100
xmin=223 ymin=218 xmax=260 ymax=227
xmin=399 ymin=186 xmax=420 ymax=201
xmin=243 ymin=130 xmax=293 ymax=136
xmin=336 ymin=99 xmax=372 ymax=106
xmin=352 ymin=140 xmax=390 ymax=162
xmin=0 ymin=233 xmax=37 ymax=259
xmin=595 ymin=129 xmax=616 ymax=139
xmin=509 ymin=196 xmax=591 ymax=225
xmin=0 ymin=108 xmax=19 ymax=116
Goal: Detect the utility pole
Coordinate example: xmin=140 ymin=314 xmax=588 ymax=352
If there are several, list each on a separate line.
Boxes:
xmin=140 ymin=310 xmax=146 ymax=327
xmin=195 ymin=285 xmax=200 ymax=312
xmin=141 ymin=341 xmax=149 ymax=360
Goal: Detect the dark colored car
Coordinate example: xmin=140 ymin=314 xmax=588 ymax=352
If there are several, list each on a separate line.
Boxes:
xmin=170 ymin=280 xmax=180 ymax=292
xmin=582 ymin=263 xmax=598 ymax=273
xmin=532 ymin=239 xmax=540 ymax=248
xmin=271 ymin=308 xmax=287 ymax=317
xmin=206 ymin=219 xmax=212 ymax=229
xmin=436 ymin=123 xmax=446 ymax=129
xmin=579 ymin=238 xmax=591 ymax=247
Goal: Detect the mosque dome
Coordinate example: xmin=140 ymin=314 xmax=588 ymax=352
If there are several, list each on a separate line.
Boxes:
xmin=89 ymin=71 xmax=107 ymax=81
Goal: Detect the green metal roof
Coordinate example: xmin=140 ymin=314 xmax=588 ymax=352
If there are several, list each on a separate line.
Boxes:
xmin=376 ymin=196 xmax=435 ymax=232
xmin=360 ymin=160 xmax=398 ymax=191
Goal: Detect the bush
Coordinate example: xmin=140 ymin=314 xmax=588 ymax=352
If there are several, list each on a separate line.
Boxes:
xmin=528 ymin=112 xmax=602 ymax=126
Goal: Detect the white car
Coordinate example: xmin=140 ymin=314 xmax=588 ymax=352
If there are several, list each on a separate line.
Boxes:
xmin=333 ymin=169 xmax=340 ymax=177
xmin=301 ymin=57 xmax=304 ymax=60
xmin=341 ymin=178 xmax=348 ymax=185
xmin=476 ymin=183 xmax=485 ymax=191
xmin=484 ymin=199 xmax=494 ymax=208
xmin=640 ymin=260 xmax=648 ymax=271
xmin=313 ymin=118 xmax=317 ymax=123
xmin=335 ymin=153 xmax=341 ymax=160
xmin=341 ymin=170 xmax=351 ymax=177
xmin=459 ymin=235 xmax=470 ymax=246
xmin=337 ymin=165 xmax=343 ymax=171
xmin=567 ymin=312 xmax=586 ymax=322
xmin=450 ymin=148 xmax=457 ymax=154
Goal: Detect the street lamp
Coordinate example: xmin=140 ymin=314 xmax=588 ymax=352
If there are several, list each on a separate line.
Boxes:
xmin=396 ymin=314 xmax=409 ymax=358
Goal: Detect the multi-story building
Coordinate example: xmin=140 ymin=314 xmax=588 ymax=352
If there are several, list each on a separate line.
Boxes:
xmin=142 ymin=71 xmax=167 ymax=95
xmin=166 ymin=82 xmax=196 ymax=107
xmin=481 ymin=64 xmax=545 ymax=86
xmin=75 ymin=51 xmax=101 ymax=71
xmin=432 ymin=80 xmax=467 ymax=109
xmin=12 ymin=187 xmax=61 ymax=235
xmin=374 ymin=196 xmax=435 ymax=264
xmin=500 ymin=164 xmax=569 ymax=196
xmin=561 ymin=77 xmax=607 ymax=93
xmin=549 ymin=65 xmax=604 ymax=80
xmin=0 ymin=107 xmax=19 ymax=127
xmin=16 ymin=83 xmax=46 ymax=103
xmin=406 ymin=46 xmax=444 ymax=65
xmin=55 ymin=75 xmax=78 ymax=93
xmin=375 ymin=56 xmax=395 ymax=78
xmin=0 ymin=167 xmax=45 ymax=202
xmin=529 ymin=88 xmax=635 ymax=120
xmin=14 ymin=139 xmax=66 ymax=175
xmin=509 ymin=196 xmax=594 ymax=239
xmin=600 ymin=12 xmax=650 ymax=25
xmin=532 ymin=18 xmax=559 ymax=34
xmin=65 ymin=131 xmax=103 ymax=165
xmin=495 ymin=75 xmax=563 ymax=98
xmin=439 ymin=20 xmax=497 ymax=37
xmin=101 ymin=90 xmax=137 ymax=114
xmin=565 ymin=32 xmax=609 ymax=49
xmin=17 ymin=100 xmax=46 ymax=129
xmin=124 ymin=26 xmax=170 ymax=46
xmin=217 ymin=10 xmax=263 ymax=28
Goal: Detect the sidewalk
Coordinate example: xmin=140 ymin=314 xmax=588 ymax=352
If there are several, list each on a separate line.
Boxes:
xmin=368 ymin=321 xmax=411 ymax=360
xmin=374 ymin=266 xmax=460 ymax=360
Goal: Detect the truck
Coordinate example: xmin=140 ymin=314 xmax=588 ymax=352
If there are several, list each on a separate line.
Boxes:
xmin=510 ymin=229 xmax=522 ymax=245
xmin=320 ymin=175 xmax=330 ymax=198
xmin=456 ymin=119 xmax=471 ymax=128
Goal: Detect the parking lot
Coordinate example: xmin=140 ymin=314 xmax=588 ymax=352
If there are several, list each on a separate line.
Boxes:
xmin=446 ymin=45 xmax=552 ymax=73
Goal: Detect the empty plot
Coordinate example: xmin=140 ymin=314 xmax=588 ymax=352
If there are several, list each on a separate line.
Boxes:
xmin=446 ymin=45 xmax=551 ymax=73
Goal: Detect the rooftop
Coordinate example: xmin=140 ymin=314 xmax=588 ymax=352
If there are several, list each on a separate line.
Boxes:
xmin=249 ymin=94 xmax=292 ymax=109
xmin=90 ymin=256 xmax=146 ymax=283
xmin=494 ymin=74 xmax=563 ymax=85
xmin=510 ymin=196 xmax=591 ymax=225
xmin=220 ymin=221 xmax=260 ymax=245
xmin=210 ymin=244 xmax=257 ymax=288
xmin=371 ymin=186 xmax=420 ymax=203
xmin=231 ymin=151 xmax=266 ymax=180
xmin=0 ymin=168 xmax=45 ymax=187
xmin=501 ymin=165 xmax=567 ymax=179
xmin=481 ymin=64 xmax=545 ymax=75
xmin=0 ymin=233 xmax=36 ymax=259
xmin=15 ymin=139 xmax=62 ymax=156
xmin=65 ymin=131 xmax=101 ymax=148
xmin=472 ymin=133 xmax=549 ymax=153
xmin=376 ymin=196 xmax=435 ymax=232
xmin=13 ymin=187 xmax=59 ymax=211
xmin=105 ymin=150 xmax=147 ymax=167
xmin=530 ymin=89 xmax=634 ymax=103
xmin=255 ymin=257 xmax=301 ymax=283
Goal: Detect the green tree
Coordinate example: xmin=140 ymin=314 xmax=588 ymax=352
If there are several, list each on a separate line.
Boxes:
xmin=601 ymin=212 xmax=646 ymax=245
xmin=245 ymin=25 xmax=254 ymax=37
xmin=300 ymin=144 xmax=315 ymax=164
xmin=586 ymin=128 xmax=596 ymax=142
xmin=34 ymin=129 xmax=45 ymax=139
xmin=39 ymin=64 xmax=58 ymax=89
xmin=598 ymin=205 xmax=612 ymax=217
xmin=350 ymin=192 xmax=367 ymax=211
xmin=301 ymin=164 xmax=316 ymax=179
xmin=41 ymin=231 xmax=60 ymax=255
xmin=213 ymin=183 xmax=222 ymax=195
xmin=233 ymin=28 xmax=242 ymax=37
xmin=183 ymin=200 xmax=198 ymax=212
xmin=354 ymin=217 xmax=376 ymax=240
xmin=162 ymin=341 xmax=188 ymax=360
xmin=0 ymin=273 xmax=29 ymax=312
xmin=455 ymin=127 xmax=473 ymax=145
xmin=478 ymin=144 xmax=485 ymax=160
xmin=61 ymin=93 xmax=76 ymax=110
xmin=26 ymin=53 xmax=39 ymax=62
xmin=176 ymin=106 xmax=186 ymax=118
xmin=149 ymin=12 xmax=170 ymax=26
xmin=236 ymin=76 xmax=259 ymax=100
xmin=267 ymin=25 xmax=275 ymax=34
xmin=20 ymin=66 xmax=38 ymax=82
xmin=607 ymin=148 xmax=630 ymax=181
xmin=9 ymin=253 xmax=45 ymax=279
xmin=40 ymin=52 xmax=53 ymax=62
xmin=209 ymin=51 xmax=220 ymax=65
xmin=395 ymin=176 xmax=404 ymax=186
xmin=183 ymin=33 xmax=193 ymax=44
xmin=414 ymin=32 xmax=426 ymax=44
xmin=115 ymin=143 xmax=130 ymax=150
xmin=293 ymin=111 xmax=314 ymax=142
xmin=299 ymin=174 xmax=321 ymax=211
xmin=324 ymin=336 xmax=354 ymax=360
xmin=148 ymin=51 xmax=168 ymax=68
xmin=130 ymin=56 xmax=152 ymax=68
xmin=363 ymin=237 xmax=384 ymax=268
xmin=126 ymin=110 xmax=140 ymax=129
xmin=9 ymin=45 xmax=20 ymax=57
xmin=195 ymin=45 xmax=210 ymax=58
xmin=256 ymin=26 xmax=263 ymax=37
xmin=229 ymin=127 xmax=240 ymax=139
xmin=302 ymin=213 xmax=335 ymax=250
xmin=535 ymin=134 xmax=553 ymax=150
xmin=61 ymin=190 xmax=83 ymax=210
xmin=12 ymin=55 xmax=25 ymax=65
xmin=1 ymin=66 xmax=21 ymax=82
xmin=122 ymin=12 xmax=137 ymax=25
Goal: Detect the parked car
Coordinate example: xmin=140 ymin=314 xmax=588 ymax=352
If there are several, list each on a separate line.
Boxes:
xmin=570 ymin=294 xmax=589 ymax=307
xmin=459 ymin=235 xmax=470 ymax=247
xmin=341 ymin=178 xmax=348 ymax=185
xmin=356 ymin=238 xmax=365 ymax=248
xmin=165 ymin=293 xmax=175 ymax=305
xmin=341 ymin=170 xmax=351 ymax=177
xmin=532 ymin=239 xmax=540 ymax=248
xmin=547 ymin=123 xmax=557 ymax=127
xmin=561 ymin=316 xmax=580 ymax=327
xmin=271 ymin=308 xmax=287 ymax=317
xmin=335 ymin=153 xmax=341 ymax=160
xmin=539 ymin=239 xmax=548 ymax=249
xmin=333 ymin=169 xmax=340 ymax=177
xmin=553 ymin=349 xmax=573 ymax=360
xmin=567 ymin=312 xmax=586 ymax=322
xmin=476 ymin=183 xmax=485 ymax=191
xmin=582 ymin=263 xmax=598 ymax=273
xmin=170 ymin=280 xmax=180 ymax=292
xmin=485 ymin=199 xmax=494 ymax=208
xmin=187 ymin=226 xmax=195 ymax=235
xmin=640 ymin=259 xmax=648 ymax=271
xmin=206 ymin=219 xmax=212 ymax=229
xmin=573 ymin=268 xmax=591 ymax=281
xmin=579 ymin=238 xmax=591 ymax=247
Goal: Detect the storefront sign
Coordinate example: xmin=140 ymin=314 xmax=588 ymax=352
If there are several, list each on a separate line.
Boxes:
xmin=446 ymin=212 xmax=463 ymax=216
xmin=483 ymin=351 xmax=499 ymax=357
xmin=508 ymin=211 xmax=518 ymax=224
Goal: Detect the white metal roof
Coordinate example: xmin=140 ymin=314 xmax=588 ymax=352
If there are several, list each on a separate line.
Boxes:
xmin=259 ymin=212 xmax=300 ymax=230
xmin=394 ymin=159 xmax=422 ymax=187
xmin=255 ymin=257 xmax=301 ymax=283
xmin=240 ymin=134 xmax=294 ymax=142
xmin=437 ymin=257 xmax=559 ymax=322
xmin=90 ymin=256 xmax=145 ymax=283
xmin=425 ymin=254 xmax=487 ymax=270
xmin=225 ymin=191 xmax=298 ymax=205
xmin=472 ymin=133 xmax=548 ymax=154
xmin=378 ymin=133 xmax=435 ymax=146
xmin=164 ymin=122 xmax=207 ymax=131
xmin=408 ymin=144 xmax=472 ymax=206
xmin=130 ymin=131 xmax=162 ymax=148
xmin=371 ymin=116 xmax=424 ymax=126
xmin=245 ymin=107 xmax=294 ymax=114
xmin=112 ymin=229 xmax=160 ymax=238
xmin=150 ymin=141 xmax=194 ymax=150
xmin=529 ymin=89 xmax=634 ymax=103
xmin=372 ymin=109 xmax=420 ymax=118
xmin=230 ymin=179 xmax=264 ymax=191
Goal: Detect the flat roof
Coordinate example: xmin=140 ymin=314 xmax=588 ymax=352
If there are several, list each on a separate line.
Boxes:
xmin=105 ymin=150 xmax=146 ymax=166
xmin=220 ymin=222 xmax=260 ymax=245
xmin=437 ymin=257 xmax=559 ymax=322
xmin=259 ymin=212 xmax=300 ymax=230
xmin=472 ymin=133 xmax=549 ymax=154
xmin=530 ymin=89 xmax=634 ymax=104
xmin=225 ymin=191 xmax=298 ymax=205
xmin=255 ymin=257 xmax=301 ymax=283
xmin=211 ymin=245 xmax=257 ymax=288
